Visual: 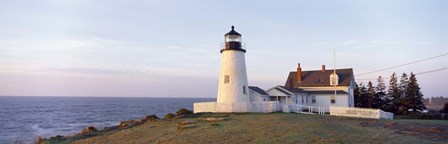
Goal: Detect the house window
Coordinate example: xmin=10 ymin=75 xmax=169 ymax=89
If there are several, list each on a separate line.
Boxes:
xmin=224 ymin=75 xmax=229 ymax=84
xmin=306 ymin=96 xmax=309 ymax=103
xmin=312 ymin=96 xmax=316 ymax=103
xmin=301 ymin=95 xmax=304 ymax=103
xmin=331 ymin=95 xmax=336 ymax=104
xmin=330 ymin=73 xmax=339 ymax=86
xmin=243 ymin=86 xmax=246 ymax=94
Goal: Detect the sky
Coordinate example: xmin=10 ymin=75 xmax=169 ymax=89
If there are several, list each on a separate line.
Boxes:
xmin=0 ymin=0 xmax=447 ymax=98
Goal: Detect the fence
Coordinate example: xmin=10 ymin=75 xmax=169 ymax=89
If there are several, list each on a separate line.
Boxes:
xmin=330 ymin=106 xmax=393 ymax=119
xmin=194 ymin=102 xmax=217 ymax=113
xmin=294 ymin=104 xmax=325 ymax=115
xmin=194 ymin=101 xmax=280 ymax=113
xmin=251 ymin=101 xmax=280 ymax=113
xmin=216 ymin=103 xmax=250 ymax=112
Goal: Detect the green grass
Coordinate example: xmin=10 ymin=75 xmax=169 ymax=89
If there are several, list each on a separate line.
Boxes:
xmin=395 ymin=119 xmax=448 ymax=126
xmin=44 ymin=113 xmax=448 ymax=144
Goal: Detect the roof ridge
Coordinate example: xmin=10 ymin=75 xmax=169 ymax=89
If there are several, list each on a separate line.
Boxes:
xmin=303 ymin=68 xmax=353 ymax=72
xmin=289 ymin=68 xmax=353 ymax=72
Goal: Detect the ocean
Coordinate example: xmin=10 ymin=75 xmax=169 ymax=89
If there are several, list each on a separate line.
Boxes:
xmin=0 ymin=96 xmax=214 ymax=144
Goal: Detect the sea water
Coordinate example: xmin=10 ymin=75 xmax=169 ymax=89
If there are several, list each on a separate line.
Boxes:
xmin=0 ymin=96 xmax=214 ymax=144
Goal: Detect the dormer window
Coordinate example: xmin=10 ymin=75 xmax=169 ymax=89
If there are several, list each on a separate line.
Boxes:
xmin=330 ymin=73 xmax=339 ymax=86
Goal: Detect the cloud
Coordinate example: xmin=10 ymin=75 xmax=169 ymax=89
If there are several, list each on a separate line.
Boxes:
xmin=0 ymin=37 xmax=220 ymax=77
xmin=0 ymin=69 xmax=218 ymax=97
xmin=311 ymin=39 xmax=434 ymax=47
xmin=0 ymin=37 xmax=226 ymax=97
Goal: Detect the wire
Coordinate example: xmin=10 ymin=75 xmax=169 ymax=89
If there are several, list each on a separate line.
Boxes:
xmin=355 ymin=52 xmax=448 ymax=76
xmin=415 ymin=67 xmax=448 ymax=75
xmin=356 ymin=66 xmax=448 ymax=81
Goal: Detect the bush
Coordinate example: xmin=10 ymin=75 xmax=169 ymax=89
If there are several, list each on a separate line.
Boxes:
xmin=176 ymin=108 xmax=193 ymax=116
xmin=440 ymin=103 xmax=448 ymax=114
xmin=164 ymin=113 xmax=176 ymax=120
xmin=395 ymin=111 xmax=442 ymax=119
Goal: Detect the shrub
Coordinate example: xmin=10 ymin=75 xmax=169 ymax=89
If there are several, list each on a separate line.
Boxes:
xmin=440 ymin=103 xmax=448 ymax=114
xmin=176 ymin=108 xmax=193 ymax=116
xmin=395 ymin=111 xmax=442 ymax=119
xmin=164 ymin=113 xmax=176 ymax=120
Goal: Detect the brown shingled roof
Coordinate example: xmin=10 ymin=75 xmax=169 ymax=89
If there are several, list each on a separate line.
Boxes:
xmin=278 ymin=86 xmax=306 ymax=93
xmin=285 ymin=68 xmax=354 ymax=88
xmin=248 ymin=86 xmax=269 ymax=95
xmin=307 ymin=90 xmax=348 ymax=94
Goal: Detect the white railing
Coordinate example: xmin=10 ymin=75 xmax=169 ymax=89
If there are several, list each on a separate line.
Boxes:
xmin=330 ymin=106 xmax=393 ymax=120
xmin=379 ymin=110 xmax=394 ymax=120
xmin=251 ymin=101 xmax=280 ymax=113
xmin=216 ymin=103 xmax=250 ymax=113
xmin=194 ymin=101 xmax=280 ymax=113
xmin=220 ymin=42 xmax=246 ymax=51
xmin=295 ymin=105 xmax=325 ymax=115
xmin=194 ymin=102 xmax=217 ymax=113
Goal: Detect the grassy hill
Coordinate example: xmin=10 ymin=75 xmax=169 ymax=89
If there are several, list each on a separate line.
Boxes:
xmin=44 ymin=113 xmax=448 ymax=144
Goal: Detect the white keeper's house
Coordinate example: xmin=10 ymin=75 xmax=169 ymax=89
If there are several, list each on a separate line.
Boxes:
xmin=250 ymin=64 xmax=356 ymax=112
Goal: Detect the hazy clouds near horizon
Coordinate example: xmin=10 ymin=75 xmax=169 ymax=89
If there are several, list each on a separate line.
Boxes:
xmin=0 ymin=0 xmax=446 ymax=97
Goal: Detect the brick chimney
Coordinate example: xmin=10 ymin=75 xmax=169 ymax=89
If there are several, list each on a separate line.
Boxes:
xmin=322 ymin=65 xmax=326 ymax=73
xmin=297 ymin=63 xmax=302 ymax=84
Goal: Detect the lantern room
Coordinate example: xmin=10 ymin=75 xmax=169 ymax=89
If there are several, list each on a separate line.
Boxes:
xmin=225 ymin=26 xmax=241 ymax=42
xmin=221 ymin=26 xmax=245 ymax=53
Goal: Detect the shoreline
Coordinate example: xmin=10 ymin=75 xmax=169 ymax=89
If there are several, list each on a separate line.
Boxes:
xmin=41 ymin=110 xmax=448 ymax=144
xmin=40 ymin=108 xmax=195 ymax=143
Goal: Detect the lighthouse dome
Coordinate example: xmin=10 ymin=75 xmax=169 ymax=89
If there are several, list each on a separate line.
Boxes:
xmin=225 ymin=26 xmax=241 ymax=36
xmin=224 ymin=26 xmax=241 ymax=36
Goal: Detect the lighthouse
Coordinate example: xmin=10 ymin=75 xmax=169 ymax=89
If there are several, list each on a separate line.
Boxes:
xmin=193 ymin=26 xmax=280 ymax=113
xmin=216 ymin=26 xmax=250 ymax=112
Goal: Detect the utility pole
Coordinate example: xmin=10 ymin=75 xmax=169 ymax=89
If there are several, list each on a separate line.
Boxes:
xmin=334 ymin=49 xmax=337 ymax=103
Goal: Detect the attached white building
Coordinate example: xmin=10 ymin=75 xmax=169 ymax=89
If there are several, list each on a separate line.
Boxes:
xmin=248 ymin=86 xmax=270 ymax=102
xmin=251 ymin=64 xmax=356 ymax=113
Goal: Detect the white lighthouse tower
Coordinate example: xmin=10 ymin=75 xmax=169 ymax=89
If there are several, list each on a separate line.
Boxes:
xmin=216 ymin=26 xmax=250 ymax=112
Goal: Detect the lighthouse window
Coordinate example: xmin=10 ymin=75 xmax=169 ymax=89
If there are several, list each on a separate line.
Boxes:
xmin=224 ymin=75 xmax=229 ymax=84
xmin=243 ymin=86 xmax=246 ymax=94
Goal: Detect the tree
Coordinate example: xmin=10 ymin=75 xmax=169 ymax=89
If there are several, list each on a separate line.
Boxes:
xmin=397 ymin=73 xmax=409 ymax=114
xmin=358 ymin=83 xmax=369 ymax=108
xmin=406 ymin=72 xmax=425 ymax=111
xmin=374 ymin=76 xmax=386 ymax=109
xmin=440 ymin=103 xmax=448 ymax=114
xmin=354 ymin=82 xmax=362 ymax=107
xmin=367 ymin=81 xmax=375 ymax=108
xmin=385 ymin=73 xmax=399 ymax=113
xmin=376 ymin=76 xmax=386 ymax=93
